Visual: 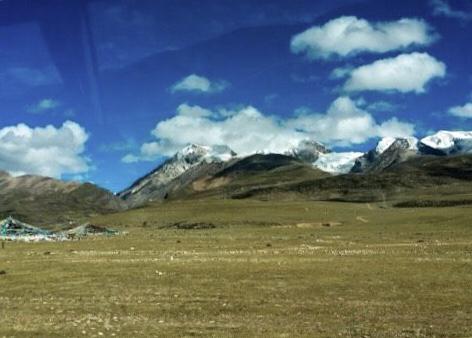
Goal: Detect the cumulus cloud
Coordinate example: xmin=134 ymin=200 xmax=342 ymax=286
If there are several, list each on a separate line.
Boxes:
xmin=343 ymin=52 xmax=446 ymax=94
xmin=449 ymin=102 xmax=472 ymax=118
xmin=0 ymin=121 xmax=90 ymax=178
xmin=290 ymin=16 xmax=436 ymax=59
xmin=124 ymin=98 xmax=415 ymax=162
xmin=430 ymin=0 xmax=472 ymax=21
xmin=171 ymin=74 xmax=228 ymax=94
xmin=287 ymin=97 xmax=415 ymax=146
xmin=27 ymin=98 xmax=61 ymax=114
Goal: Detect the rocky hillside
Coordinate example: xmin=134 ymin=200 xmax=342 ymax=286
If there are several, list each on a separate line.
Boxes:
xmin=118 ymin=144 xmax=237 ymax=206
xmin=0 ymin=171 xmax=124 ymax=226
xmin=169 ymin=153 xmax=330 ymax=201
xmin=352 ymin=137 xmax=418 ymax=173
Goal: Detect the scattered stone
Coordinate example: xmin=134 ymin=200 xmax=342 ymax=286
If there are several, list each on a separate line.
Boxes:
xmin=166 ymin=222 xmax=216 ymax=230
xmin=64 ymin=223 xmax=119 ymax=239
xmin=0 ymin=270 xmax=6 ymax=275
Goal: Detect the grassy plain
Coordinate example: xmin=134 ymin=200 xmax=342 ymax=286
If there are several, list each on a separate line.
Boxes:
xmin=0 ymin=200 xmax=471 ymax=337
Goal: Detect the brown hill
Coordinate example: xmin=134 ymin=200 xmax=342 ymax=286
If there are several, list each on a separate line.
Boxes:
xmin=0 ymin=172 xmax=124 ymax=227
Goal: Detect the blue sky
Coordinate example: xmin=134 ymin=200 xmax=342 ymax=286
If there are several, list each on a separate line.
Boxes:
xmin=0 ymin=0 xmax=471 ymax=192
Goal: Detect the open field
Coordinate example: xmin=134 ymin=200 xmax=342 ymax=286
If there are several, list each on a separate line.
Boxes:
xmin=1 ymin=200 xmax=472 ymax=337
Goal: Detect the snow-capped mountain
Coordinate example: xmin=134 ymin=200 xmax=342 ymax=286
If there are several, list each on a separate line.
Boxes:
xmin=117 ymin=131 xmax=472 ymax=206
xmin=352 ymin=137 xmax=420 ymax=173
xmin=118 ymin=144 xmax=236 ymax=204
xmin=118 ymin=140 xmax=333 ymax=206
xmin=176 ymin=144 xmax=236 ymax=163
xmin=419 ymin=131 xmax=472 ymax=155
xmin=376 ymin=136 xmax=418 ymax=154
xmin=285 ymin=140 xmax=331 ymax=163
xmin=313 ymin=152 xmax=363 ymax=174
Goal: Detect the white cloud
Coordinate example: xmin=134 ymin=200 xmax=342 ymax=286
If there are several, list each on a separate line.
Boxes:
xmin=291 ymin=16 xmax=436 ymax=60
xmin=171 ymin=74 xmax=228 ymax=94
xmin=430 ymin=0 xmax=472 ymax=21
xmin=288 ymin=97 xmax=415 ymax=146
xmin=377 ymin=117 xmax=415 ymax=138
xmin=330 ymin=66 xmax=353 ymax=79
xmin=124 ymin=98 xmax=415 ymax=161
xmin=365 ymin=100 xmax=399 ymax=112
xmin=0 ymin=121 xmax=90 ymax=178
xmin=122 ymin=154 xmax=140 ymax=164
xmin=449 ymin=102 xmax=472 ymax=118
xmin=27 ymin=98 xmax=61 ymax=114
xmin=176 ymin=103 xmax=213 ymax=117
xmin=343 ymin=52 xmax=446 ymax=94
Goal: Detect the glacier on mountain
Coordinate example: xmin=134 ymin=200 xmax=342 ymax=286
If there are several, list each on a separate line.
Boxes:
xmin=420 ymin=131 xmax=472 ymax=155
xmin=313 ymin=152 xmax=364 ymax=174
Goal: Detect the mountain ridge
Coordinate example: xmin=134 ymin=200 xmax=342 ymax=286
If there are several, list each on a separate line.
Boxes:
xmin=117 ymin=130 xmax=472 ymax=207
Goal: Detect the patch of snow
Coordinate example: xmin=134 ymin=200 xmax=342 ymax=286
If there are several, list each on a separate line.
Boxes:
xmin=420 ymin=131 xmax=472 ymax=154
xmin=313 ymin=152 xmax=364 ymax=174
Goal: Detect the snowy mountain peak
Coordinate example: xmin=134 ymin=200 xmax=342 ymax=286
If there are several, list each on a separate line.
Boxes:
xmin=376 ymin=137 xmax=418 ymax=154
xmin=119 ymin=144 xmax=236 ymax=202
xmin=286 ymin=139 xmax=331 ymax=163
xmin=420 ymin=131 xmax=472 ymax=155
xmin=176 ymin=144 xmax=237 ymax=162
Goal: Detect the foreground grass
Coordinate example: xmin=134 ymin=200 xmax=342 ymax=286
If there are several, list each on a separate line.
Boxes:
xmin=1 ymin=200 xmax=471 ymax=337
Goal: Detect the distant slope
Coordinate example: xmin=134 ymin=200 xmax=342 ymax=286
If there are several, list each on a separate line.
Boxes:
xmin=118 ymin=142 xmax=330 ymax=206
xmin=167 ymin=154 xmax=331 ymax=201
xmin=224 ymin=154 xmax=472 ymax=203
xmin=0 ymin=171 xmax=124 ymax=226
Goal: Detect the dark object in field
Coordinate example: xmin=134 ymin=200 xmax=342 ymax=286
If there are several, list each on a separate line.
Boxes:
xmin=166 ymin=222 xmax=216 ymax=230
xmin=64 ymin=223 xmax=119 ymax=238
xmin=394 ymin=199 xmax=472 ymax=208
xmin=0 ymin=270 xmax=6 ymax=275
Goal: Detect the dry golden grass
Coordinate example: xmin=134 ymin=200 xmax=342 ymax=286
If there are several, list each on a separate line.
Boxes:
xmin=1 ymin=200 xmax=471 ymax=337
